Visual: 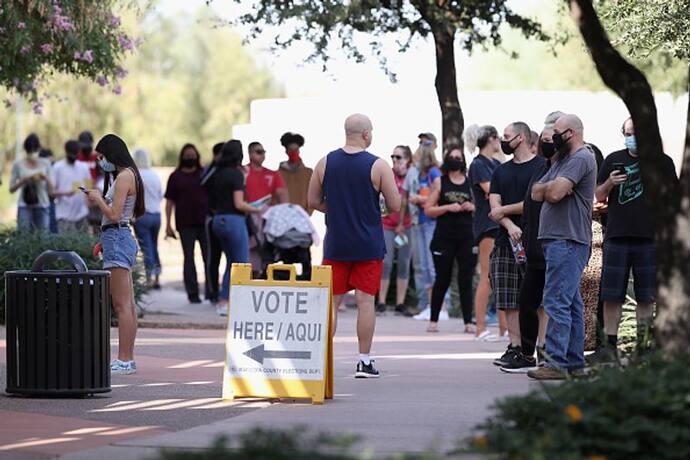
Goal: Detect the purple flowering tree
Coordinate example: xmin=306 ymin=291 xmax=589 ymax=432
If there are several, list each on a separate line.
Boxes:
xmin=0 ymin=1 xmax=136 ymax=112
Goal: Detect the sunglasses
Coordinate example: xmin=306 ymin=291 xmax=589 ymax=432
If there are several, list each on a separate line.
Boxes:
xmin=391 ymin=154 xmax=404 ymax=161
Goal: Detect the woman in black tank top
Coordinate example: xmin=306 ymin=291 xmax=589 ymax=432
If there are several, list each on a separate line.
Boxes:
xmin=423 ymin=147 xmax=476 ymax=332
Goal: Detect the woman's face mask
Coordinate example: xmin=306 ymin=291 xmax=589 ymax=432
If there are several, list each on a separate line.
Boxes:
xmin=99 ymin=157 xmax=116 ymax=172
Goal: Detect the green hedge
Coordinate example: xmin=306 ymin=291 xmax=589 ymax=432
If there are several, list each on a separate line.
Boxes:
xmin=0 ymin=227 xmax=147 ymax=324
xmin=465 ymin=354 xmax=690 ymax=460
xmin=148 ymin=428 xmax=436 ymax=460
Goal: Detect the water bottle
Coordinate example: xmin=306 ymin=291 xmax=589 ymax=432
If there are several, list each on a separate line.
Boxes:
xmin=510 ymin=239 xmax=527 ymax=264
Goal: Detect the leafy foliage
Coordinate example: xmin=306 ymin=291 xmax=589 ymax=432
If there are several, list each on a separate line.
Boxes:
xmin=226 ymin=0 xmax=545 ymax=81
xmin=0 ymin=227 xmax=147 ymax=324
xmin=0 ymin=8 xmax=282 ymax=168
xmin=599 ymin=0 xmax=690 ymax=61
xmin=465 ymin=354 xmax=690 ymax=460
xmin=0 ymin=0 xmax=138 ymax=108
xmin=148 ymin=427 xmax=436 ymax=459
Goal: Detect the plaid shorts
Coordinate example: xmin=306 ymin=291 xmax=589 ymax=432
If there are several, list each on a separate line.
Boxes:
xmin=601 ymin=237 xmax=656 ymax=303
xmin=490 ymin=245 xmax=524 ymax=310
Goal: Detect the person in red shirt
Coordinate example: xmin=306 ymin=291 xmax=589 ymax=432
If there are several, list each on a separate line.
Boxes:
xmin=77 ymin=131 xmax=100 ymax=184
xmin=245 ymin=141 xmax=289 ymax=276
xmin=377 ymin=145 xmax=414 ymax=316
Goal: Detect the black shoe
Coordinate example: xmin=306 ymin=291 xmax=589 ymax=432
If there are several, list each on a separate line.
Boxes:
xmin=188 ymin=295 xmax=202 ymax=304
xmin=493 ymin=346 xmax=518 ymax=367
xmin=500 ymin=352 xmax=537 ymax=374
xmin=394 ymin=304 xmax=413 ymax=317
xmin=355 ymin=360 xmax=380 ymax=378
xmin=152 ymin=283 xmax=162 ymax=290
xmin=376 ymin=303 xmax=387 ymax=314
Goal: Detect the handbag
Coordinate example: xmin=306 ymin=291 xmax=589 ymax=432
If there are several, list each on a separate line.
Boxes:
xmin=22 ymin=181 xmax=39 ymax=205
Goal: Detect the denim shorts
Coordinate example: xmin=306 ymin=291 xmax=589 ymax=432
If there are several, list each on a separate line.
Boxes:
xmin=102 ymin=227 xmax=138 ymax=270
xmin=601 ymin=237 xmax=656 ymax=303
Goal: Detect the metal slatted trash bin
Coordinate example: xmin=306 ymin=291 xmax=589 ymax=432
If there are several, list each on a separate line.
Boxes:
xmin=4 ymin=250 xmax=111 ymax=397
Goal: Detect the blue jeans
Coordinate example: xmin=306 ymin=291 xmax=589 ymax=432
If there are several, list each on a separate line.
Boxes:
xmin=134 ymin=212 xmax=162 ymax=277
xmin=410 ymin=221 xmax=437 ymax=308
xmin=212 ymin=214 xmax=249 ymax=300
xmin=543 ymin=239 xmax=591 ymax=370
xmin=17 ymin=206 xmax=50 ymax=231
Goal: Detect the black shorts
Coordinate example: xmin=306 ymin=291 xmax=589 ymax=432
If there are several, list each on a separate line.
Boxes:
xmin=601 ymin=237 xmax=656 ymax=303
xmin=476 ymin=228 xmax=498 ymax=245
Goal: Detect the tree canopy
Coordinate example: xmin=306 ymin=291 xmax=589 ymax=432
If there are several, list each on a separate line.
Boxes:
xmin=0 ymin=8 xmax=283 ymax=167
xmin=0 ymin=0 xmax=137 ymax=110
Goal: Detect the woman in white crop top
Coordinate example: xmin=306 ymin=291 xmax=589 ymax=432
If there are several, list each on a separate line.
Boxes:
xmin=86 ymin=134 xmax=146 ymax=376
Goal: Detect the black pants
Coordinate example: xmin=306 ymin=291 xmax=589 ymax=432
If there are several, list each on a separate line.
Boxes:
xmin=518 ymin=265 xmax=545 ymax=356
xmin=179 ymin=225 xmax=209 ymax=300
xmin=204 ymin=215 xmax=223 ymax=302
xmin=430 ymin=236 xmax=474 ymax=324
xmin=263 ymin=243 xmax=313 ymax=281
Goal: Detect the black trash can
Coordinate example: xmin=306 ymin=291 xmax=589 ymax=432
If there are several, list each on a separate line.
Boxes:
xmin=4 ymin=250 xmax=111 ymax=397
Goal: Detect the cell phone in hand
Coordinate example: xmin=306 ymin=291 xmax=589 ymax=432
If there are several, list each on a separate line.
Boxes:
xmin=612 ymin=162 xmax=626 ymax=175
xmin=78 ymin=186 xmax=88 ymax=193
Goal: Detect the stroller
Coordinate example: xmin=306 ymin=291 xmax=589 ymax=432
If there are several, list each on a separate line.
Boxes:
xmin=252 ymin=204 xmax=318 ymax=281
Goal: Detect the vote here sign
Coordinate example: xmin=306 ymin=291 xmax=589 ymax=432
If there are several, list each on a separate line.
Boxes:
xmin=222 ymin=264 xmax=333 ymax=403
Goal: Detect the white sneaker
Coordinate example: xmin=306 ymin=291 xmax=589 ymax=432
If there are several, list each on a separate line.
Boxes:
xmin=488 ymin=331 xmax=509 ymax=342
xmin=216 ymin=303 xmax=228 ymax=317
xmin=474 ymin=329 xmax=499 ymax=342
xmin=438 ymin=309 xmax=449 ymax=321
xmin=413 ymin=306 xmax=431 ymax=321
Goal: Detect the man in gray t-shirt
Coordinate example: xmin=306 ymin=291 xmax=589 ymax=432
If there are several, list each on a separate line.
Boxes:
xmin=528 ymin=114 xmax=596 ymax=380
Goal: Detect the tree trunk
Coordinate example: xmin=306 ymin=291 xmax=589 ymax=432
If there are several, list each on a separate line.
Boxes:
xmin=568 ymin=0 xmax=690 ymax=354
xmin=432 ymin=26 xmax=464 ymax=153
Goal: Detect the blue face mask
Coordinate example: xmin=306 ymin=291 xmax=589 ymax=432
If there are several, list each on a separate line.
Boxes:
xmin=99 ymin=158 xmax=116 ymax=172
xmin=624 ymin=135 xmax=637 ymax=153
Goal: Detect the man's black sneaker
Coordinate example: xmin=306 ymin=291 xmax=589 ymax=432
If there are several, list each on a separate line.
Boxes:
xmin=394 ymin=304 xmax=413 ymax=317
xmin=493 ymin=346 xmax=518 ymax=367
xmin=376 ymin=303 xmax=387 ymax=314
xmin=188 ymin=295 xmax=202 ymax=304
xmin=500 ymin=352 xmax=538 ymax=374
xmin=355 ymin=360 xmax=380 ymax=378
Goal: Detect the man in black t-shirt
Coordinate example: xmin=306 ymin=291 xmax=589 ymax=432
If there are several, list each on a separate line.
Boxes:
xmin=489 ymin=121 xmax=546 ymax=370
xmin=592 ymin=117 xmax=678 ymax=362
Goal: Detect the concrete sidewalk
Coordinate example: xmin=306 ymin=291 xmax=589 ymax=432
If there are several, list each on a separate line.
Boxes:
xmin=53 ymin=309 xmax=535 ymax=460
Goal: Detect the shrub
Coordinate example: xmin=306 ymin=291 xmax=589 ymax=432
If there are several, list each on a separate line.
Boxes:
xmin=464 ymin=354 xmax=690 ymax=460
xmin=147 ymin=427 xmax=438 ymax=460
xmin=0 ymin=227 xmax=147 ymax=324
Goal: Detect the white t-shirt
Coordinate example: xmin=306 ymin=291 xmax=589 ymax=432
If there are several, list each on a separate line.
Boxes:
xmin=51 ymin=159 xmax=91 ymax=221
xmin=139 ymin=168 xmax=163 ymax=214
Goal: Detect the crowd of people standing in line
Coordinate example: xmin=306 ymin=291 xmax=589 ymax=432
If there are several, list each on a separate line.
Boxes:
xmin=6 ymin=108 xmax=678 ymax=380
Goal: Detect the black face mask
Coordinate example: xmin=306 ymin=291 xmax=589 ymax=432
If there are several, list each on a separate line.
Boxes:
xmin=553 ymin=129 xmax=572 ymax=152
xmin=443 ymin=157 xmax=464 ymax=172
xmin=500 ymin=135 xmax=519 ymax=156
xmin=540 ymin=141 xmax=556 ymax=159
xmin=181 ymin=158 xmax=197 ymax=168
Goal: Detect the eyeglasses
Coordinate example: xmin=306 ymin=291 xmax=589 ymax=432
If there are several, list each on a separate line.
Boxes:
xmin=391 ymin=155 xmax=404 ymax=161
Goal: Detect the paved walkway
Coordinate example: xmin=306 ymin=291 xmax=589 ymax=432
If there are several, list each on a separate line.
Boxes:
xmin=1 ymin=287 xmax=538 ymax=459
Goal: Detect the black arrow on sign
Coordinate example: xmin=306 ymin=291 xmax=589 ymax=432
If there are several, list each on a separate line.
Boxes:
xmin=243 ymin=344 xmax=312 ymax=365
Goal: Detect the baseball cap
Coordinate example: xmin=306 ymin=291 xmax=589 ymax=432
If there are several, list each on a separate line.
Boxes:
xmin=418 ymin=132 xmax=437 ymax=143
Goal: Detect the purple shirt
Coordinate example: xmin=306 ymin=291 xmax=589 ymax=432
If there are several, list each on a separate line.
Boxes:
xmin=165 ymin=169 xmax=208 ymax=227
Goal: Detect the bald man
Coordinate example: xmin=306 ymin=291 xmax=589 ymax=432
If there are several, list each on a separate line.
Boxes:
xmin=529 ymin=114 xmax=597 ymax=380
xmin=308 ymin=113 xmax=401 ymax=378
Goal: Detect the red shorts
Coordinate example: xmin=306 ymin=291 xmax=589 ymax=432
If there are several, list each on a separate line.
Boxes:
xmin=323 ymin=259 xmax=384 ymax=296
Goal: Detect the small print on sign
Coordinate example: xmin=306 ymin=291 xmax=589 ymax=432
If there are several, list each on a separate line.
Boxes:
xmin=226 ymin=285 xmax=329 ymax=381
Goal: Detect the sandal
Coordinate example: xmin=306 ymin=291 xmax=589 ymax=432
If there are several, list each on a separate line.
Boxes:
xmin=426 ymin=324 xmax=439 ymax=333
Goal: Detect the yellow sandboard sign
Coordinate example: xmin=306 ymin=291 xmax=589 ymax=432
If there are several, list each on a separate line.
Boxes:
xmin=222 ymin=263 xmax=333 ymax=404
